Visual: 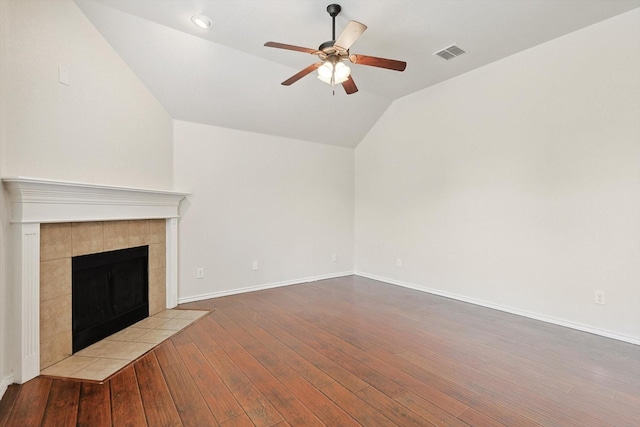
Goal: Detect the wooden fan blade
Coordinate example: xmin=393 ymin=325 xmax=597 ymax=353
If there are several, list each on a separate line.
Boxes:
xmin=334 ymin=21 xmax=367 ymax=51
xmin=349 ymin=54 xmax=407 ymax=71
xmin=342 ymin=75 xmax=358 ymax=95
xmin=264 ymin=42 xmax=320 ymax=55
xmin=281 ymin=63 xmax=323 ymax=86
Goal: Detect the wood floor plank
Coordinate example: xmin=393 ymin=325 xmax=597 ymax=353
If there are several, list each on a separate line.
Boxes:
xmin=285 ymin=281 xmax=602 ymax=426
xmin=254 ymin=291 xmax=538 ymax=427
xmin=394 ymin=391 xmax=472 ymax=427
xmin=155 ymin=339 xmax=218 ymax=426
xmin=41 ymin=379 xmax=80 ymax=427
xmin=355 ymin=385 xmax=432 ymax=427
xmin=155 ymin=338 xmax=184 ymax=367
xmin=251 ymin=312 xmax=370 ymax=393
xmin=110 ymin=365 xmax=148 ymax=427
xmin=269 ymin=281 xmax=542 ymax=427
xmin=193 ymin=324 xmax=283 ymax=427
xmin=161 ymin=363 xmax=218 ymax=426
xmin=203 ymin=312 xmax=325 ymax=426
xmin=212 ymin=307 xmax=362 ymax=427
xmin=172 ymin=340 xmax=244 ymax=423
xmin=134 ymin=352 xmax=182 ymax=427
xmin=400 ymin=349 xmax=622 ymax=427
xmin=250 ymin=299 xmax=408 ymax=399
xmin=0 ymin=385 xmax=20 ymax=427
xmin=457 ymin=407 xmax=509 ymax=427
xmin=183 ymin=317 xmax=223 ymax=351
xmin=76 ymin=382 xmax=111 ymax=427
xmin=319 ymin=380 xmax=397 ymax=427
xmin=294 ymin=307 xmax=472 ymax=416
xmin=219 ymin=413 xmax=256 ymax=427
xmin=3 ymin=377 xmax=51 ymax=427
xmin=2 ymin=276 xmax=639 ymax=426
xmin=222 ymin=305 xmax=335 ymax=389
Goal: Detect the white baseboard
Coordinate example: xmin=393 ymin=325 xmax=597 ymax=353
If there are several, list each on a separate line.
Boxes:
xmin=1 ymin=374 xmax=14 ymax=401
xmin=355 ymin=271 xmax=640 ymax=346
xmin=177 ymin=271 xmax=355 ymax=304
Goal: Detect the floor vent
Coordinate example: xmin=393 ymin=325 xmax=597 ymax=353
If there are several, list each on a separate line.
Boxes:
xmin=434 ymin=44 xmax=466 ymax=60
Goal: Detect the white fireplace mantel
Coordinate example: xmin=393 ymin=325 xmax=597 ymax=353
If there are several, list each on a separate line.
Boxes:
xmin=3 ymin=177 xmax=188 ymax=224
xmin=2 ymin=177 xmax=189 ymax=384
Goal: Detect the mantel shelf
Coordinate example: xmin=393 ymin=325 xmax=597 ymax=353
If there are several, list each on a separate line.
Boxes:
xmin=2 ymin=177 xmax=189 ymax=223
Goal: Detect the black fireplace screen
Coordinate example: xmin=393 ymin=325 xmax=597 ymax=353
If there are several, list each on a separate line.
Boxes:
xmin=72 ymin=245 xmax=149 ymax=353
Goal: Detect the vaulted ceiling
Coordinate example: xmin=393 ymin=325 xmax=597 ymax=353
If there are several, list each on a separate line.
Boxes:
xmin=74 ymin=0 xmax=640 ymax=148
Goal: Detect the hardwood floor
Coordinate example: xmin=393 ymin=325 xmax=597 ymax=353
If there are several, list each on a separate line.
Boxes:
xmin=1 ymin=275 xmax=639 ymax=426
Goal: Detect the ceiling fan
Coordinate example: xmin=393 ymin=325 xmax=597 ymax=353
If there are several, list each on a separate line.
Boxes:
xmin=264 ymin=3 xmax=407 ymax=95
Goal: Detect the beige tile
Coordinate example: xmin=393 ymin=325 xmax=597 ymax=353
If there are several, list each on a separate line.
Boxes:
xmin=72 ymin=358 xmax=131 ymax=381
xmin=40 ymin=332 xmax=72 ymax=369
xmin=75 ymin=339 xmax=122 ymax=358
xmin=148 ymin=268 xmax=166 ymax=316
xmin=72 ymin=222 xmax=104 ymax=256
xmin=135 ymin=329 xmax=176 ymax=345
xmin=40 ymin=223 xmax=72 ymax=261
xmin=41 ymin=355 xmax=99 ymax=378
xmin=149 ymin=290 xmax=166 ymax=317
xmin=153 ymin=309 xmax=183 ymax=319
xmin=108 ymin=341 xmax=156 ymax=360
xmin=103 ymin=221 xmax=129 ymax=252
xmin=40 ymin=294 xmax=71 ymax=338
xmin=156 ymin=318 xmax=194 ymax=331
xmin=175 ymin=310 xmax=208 ymax=320
xmin=149 ymin=243 xmax=165 ymax=271
xmin=149 ymin=219 xmax=166 ymax=244
xmin=105 ymin=327 xmax=148 ymax=342
xmin=149 ymin=266 xmax=166 ymax=295
xmin=133 ymin=316 xmax=169 ymax=329
xmin=128 ymin=220 xmax=150 ymax=247
xmin=40 ymin=258 xmax=71 ymax=302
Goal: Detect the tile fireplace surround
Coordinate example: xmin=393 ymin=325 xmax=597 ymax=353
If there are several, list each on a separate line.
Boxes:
xmin=2 ymin=177 xmax=188 ymax=384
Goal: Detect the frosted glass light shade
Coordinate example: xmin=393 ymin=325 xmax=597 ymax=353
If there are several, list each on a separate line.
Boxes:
xmin=317 ymin=61 xmax=351 ymax=85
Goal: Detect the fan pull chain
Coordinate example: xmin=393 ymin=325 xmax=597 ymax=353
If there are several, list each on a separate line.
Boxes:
xmin=331 ymin=65 xmax=336 ymax=96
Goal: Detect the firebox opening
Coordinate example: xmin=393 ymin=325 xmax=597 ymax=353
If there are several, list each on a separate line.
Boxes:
xmin=72 ymin=245 xmax=149 ymax=353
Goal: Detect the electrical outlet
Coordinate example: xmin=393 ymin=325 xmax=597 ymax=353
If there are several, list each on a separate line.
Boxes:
xmin=196 ymin=268 xmax=204 ymax=279
xmin=396 ymin=258 xmax=402 ymax=268
xmin=252 ymin=261 xmax=258 ymax=271
xmin=332 ymin=253 xmax=337 ymax=262
xmin=594 ymin=290 xmax=605 ymax=305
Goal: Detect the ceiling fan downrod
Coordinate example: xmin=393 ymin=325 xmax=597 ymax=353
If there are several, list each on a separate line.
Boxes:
xmin=326 ymin=4 xmax=341 ymax=41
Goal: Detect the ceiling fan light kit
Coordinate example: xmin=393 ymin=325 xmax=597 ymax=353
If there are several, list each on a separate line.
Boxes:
xmin=264 ymin=3 xmax=407 ymax=95
xmin=318 ymin=57 xmax=351 ymax=85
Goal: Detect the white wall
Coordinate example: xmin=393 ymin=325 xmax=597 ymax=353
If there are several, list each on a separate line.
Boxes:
xmin=1 ymin=0 xmax=173 ymax=190
xmin=0 ymin=0 xmax=12 ymax=397
xmin=355 ymin=9 xmax=640 ymax=343
xmin=174 ymin=121 xmax=354 ymax=301
xmin=0 ymin=152 xmax=10 ymax=398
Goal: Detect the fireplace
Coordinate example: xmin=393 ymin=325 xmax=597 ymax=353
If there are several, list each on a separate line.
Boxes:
xmin=2 ymin=177 xmax=188 ymax=384
xmin=38 ymin=220 xmax=166 ymax=369
xmin=72 ymin=245 xmax=149 ymax=353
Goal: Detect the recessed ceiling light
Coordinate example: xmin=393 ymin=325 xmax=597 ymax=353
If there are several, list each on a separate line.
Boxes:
xmin=191 ymin=15 xmax=211 ymax=30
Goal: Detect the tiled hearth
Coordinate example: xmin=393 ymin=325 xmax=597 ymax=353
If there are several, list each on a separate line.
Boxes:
xmin=41 ymin=309 xmax=208 ymax=381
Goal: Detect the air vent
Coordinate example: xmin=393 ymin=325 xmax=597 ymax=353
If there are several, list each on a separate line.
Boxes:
xmin=433 ymin=44 xmax=466 ymax=60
